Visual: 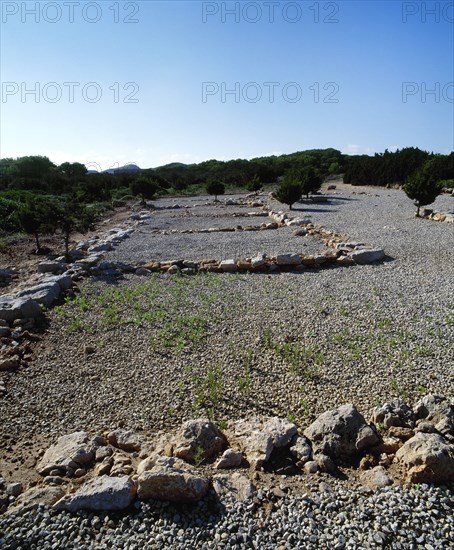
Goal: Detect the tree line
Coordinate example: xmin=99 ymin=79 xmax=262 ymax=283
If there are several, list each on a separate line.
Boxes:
xmin=0 ymin=146 xmax=452 ymax=253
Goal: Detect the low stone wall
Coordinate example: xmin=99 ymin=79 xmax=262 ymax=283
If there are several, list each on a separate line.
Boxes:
xmin=1 ymin=394 xmax=452 ymax=514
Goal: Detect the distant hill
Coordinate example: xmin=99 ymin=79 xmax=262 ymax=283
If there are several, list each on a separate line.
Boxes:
xmin=154 ymin=162 xmax=188 ymax=170
xmin=103 ymin=163 xmax=141 ymax=174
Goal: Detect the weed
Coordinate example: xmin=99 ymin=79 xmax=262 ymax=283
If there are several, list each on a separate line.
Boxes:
xmin=217 ymin=419 xmax=228 ymax=431
xmin=300 ymin=398 xmax=310 ymax=417
xmin=192 ymin=364 xmax=224 ymax=417
xmin=193 ymin=446 xmax=205 ymax=467
xmin=67 ymin=315 xmax=85 ymax=333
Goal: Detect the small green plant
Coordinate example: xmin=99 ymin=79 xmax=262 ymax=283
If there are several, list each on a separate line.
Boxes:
xmin=193 ymin=446 xmax=205 ymax=467
xmin=390 ymin=377 xmax=409 ymax=400
xmin=377 ymin=318 xmax=392 ymax=330
xmin=217 ymin=419 xmax=228 ymax=431
xmin=67 ymin=315 xmax=85 ymax=333
xmin=287 ymin=413 xmax=296 ymax=423
xmin=192 ymin=364 xmax=224 ymax=416
xmin=300 ymin=398 xmax=310 ymax=417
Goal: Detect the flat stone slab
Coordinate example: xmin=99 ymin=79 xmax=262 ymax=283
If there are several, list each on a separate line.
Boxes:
xmin=54 ymin=476 xmax=136 ymax=511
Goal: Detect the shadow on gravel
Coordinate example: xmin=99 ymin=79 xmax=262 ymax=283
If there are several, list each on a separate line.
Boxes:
xmin=296 ymin=207 xmax=338 ymax=213
xmin=92 ymin=489 xmax=228 ymax=531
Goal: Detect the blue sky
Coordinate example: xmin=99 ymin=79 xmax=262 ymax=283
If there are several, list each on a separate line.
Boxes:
xmin=1 ymin=0 xmax=453 ymax=170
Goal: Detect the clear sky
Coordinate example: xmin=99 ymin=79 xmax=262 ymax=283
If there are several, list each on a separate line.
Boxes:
xmin=1 ymin=0 xmax=453 ymax=170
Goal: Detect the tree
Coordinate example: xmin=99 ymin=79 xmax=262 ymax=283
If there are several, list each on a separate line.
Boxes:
xmin=55 ymin=198 xmax=95 ymax=254
xmin=206 ymin=181 xmax=225 ymax=201
xmin=403 ymin=162 xmax=443 ymax=216
xmin=59 ymin=162 xmax=87 ymax=180
xmin=7 ymin=156 xmax=56 ymax=179
xmin=130 ymin=176 xmax=159 ymax=205
xmin=300 ymin=166 xmax=323 ymax=197
xmin=16 ymin=198 xmax=55 ymax=252
xmin=275 ymin=174 xmax=302 ymax=210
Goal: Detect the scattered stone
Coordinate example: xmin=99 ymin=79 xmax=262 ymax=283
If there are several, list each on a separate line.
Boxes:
xmin=135 ymin=267 xmax=151 ymax=276
xmin=388 ymin=426 xmax=415 ymax=441
xmin=215 ymin=448 xmax=243 ymax=469
xmin=290 ymin=436 xmax=312 ymax=466
xmin=37 ymin=261 xmax=65 ymax=274
xmin=304 ymin=461 xmax=319 ymax=474
xmin=212 ymin=473 xmax=255 ymax=502
xmin=0 ymin=296 xmax=42 ymax=322
xmin=315 ymin=453 xmax=336 ymax=473
xmin=16 ymin=281 xmax=61 ymax=308
xmin=349 ymin=248 xmax=385 ymax=264
xmin=262 ymin=417 xmax=298 ymax=448
xmin=356 ymin=425 xmax=380 ymax=451
xmin=360 ymin=466 xmax=393 ymax=490
xmin=0 ymin=356 xmax=20 ymax=371
xmin=6 ymin=483 xmax=23 ymax=497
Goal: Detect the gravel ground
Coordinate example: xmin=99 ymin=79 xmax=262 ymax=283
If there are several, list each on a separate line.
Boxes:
xmin=0 ymin=184 xmax=453 ymax=547
xmin=1 ymin=483 xmax=453 ymax=549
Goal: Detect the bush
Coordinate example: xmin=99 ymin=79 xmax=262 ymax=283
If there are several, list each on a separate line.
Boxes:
xmin=246 ymin=175 xmax=262 ymax=192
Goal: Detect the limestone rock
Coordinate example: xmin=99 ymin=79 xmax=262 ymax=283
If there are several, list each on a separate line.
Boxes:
xmin=9 ymin=486 xmax=65 ymax=512
xmin=16 ymin=281 xmax=61 ymax=307
xmin=37 ymin=431 xmax=98 ymax=476
xmin=388 ymin=427 xmax=415 ymax=441
xmin=413 ymin=394 xmax=454 ymax=436
xmin=0 ymin=296 xmax=42 ymax=322
xmin=41 ymin=274 xmax=73 ymax=291
xmin=356 ymin=425 xmax=380 ymax=451
xmin=304 ymin=404 xmax=376 ymax=461
xmin=212 ymin=473 xmax=255 ymax=502
xmin=6 ymin=482 xmax=23 ymax=497
xmin=250 ymin=254 xmax=266 ymax=269
xmin=54 ymin=475 xmax=136 ymax=511
xmin=349 ymin=248 xmax=385 ymax=264
xmin=315 ymin=453 xmax=336 ymax=473
xmin=372 ymin=398 xmax=415 ymax=429
xmin=107 ymin=429 xmax=141 ymax=452
xmin=275 ymin=254 xmax=302 ymax=266
xmin=395 ymin=432 xmax=454 ymax=483
xmin=304 ymin=461 xmax=319 ymax=474
xmin=173 ymin=419 xmax=227 ymax=463
xmin=262 ymin=417 xmax=298 ymax=448
xmin=219 ymin=259 xmax=238 ymax=273
xmin=137 ymin=462 xmax=209 ymax=502
xmin=37 ymin=261 xmax=65 ymax=274
xmin=360 ymin=466 xmax=393 ymax=490
xmin=215 ymin=448 xmax=243 ymax=469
